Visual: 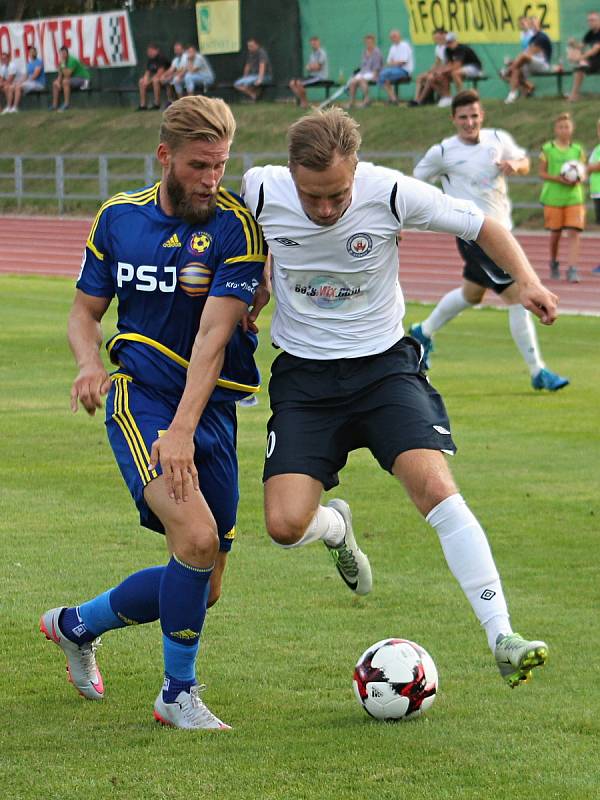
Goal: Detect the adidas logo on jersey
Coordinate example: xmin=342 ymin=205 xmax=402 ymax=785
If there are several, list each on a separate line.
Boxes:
xmin=162 ymin=233 xmax=182 ymax=248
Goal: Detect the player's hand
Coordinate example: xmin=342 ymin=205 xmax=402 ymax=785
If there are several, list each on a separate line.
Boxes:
xmin=243 ymin=284 xmax=271 ymax=333
xmin=70 ymin=366 xmax=111 ymax=415
xmin=148 ymin=428 xmax=199 ymax=503
xmin=558 ymin=174 xmax=579 ymax=185
xmin=497 ymin=160 xmax=518 ymax=176
xmin=519 ymin=283 xmax=559 ymax=325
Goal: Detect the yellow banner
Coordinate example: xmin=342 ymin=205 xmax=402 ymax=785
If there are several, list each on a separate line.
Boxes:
xmin=196 ymin=0 xmax=240 ymax=55
xmin=404 ymin=0 xmax=560 ymax=44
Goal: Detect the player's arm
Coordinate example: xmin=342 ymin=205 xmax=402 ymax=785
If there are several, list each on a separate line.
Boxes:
xmin=475 ymin=217 xmax=556 ymax=324
xmin=68 ymin=290 xmax=112 ymax=415
xmin=538 ymin=153 xmax=573 ymax=185
xmin=497 ymin=156 xmax=529 ymax=176
xmin=413 ymin=145 xmax=444 ymax=183
xmin=148 ymin=295 xmax=248 ymax=502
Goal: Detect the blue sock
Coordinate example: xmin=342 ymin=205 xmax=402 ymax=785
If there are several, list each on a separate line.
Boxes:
xmin=62 ymin=566 xmax=165 ymax=644
xmin=108 ymin=565 xmax=163 ymax=625
xmin=160 ymin=555 xmax=212 ymax=700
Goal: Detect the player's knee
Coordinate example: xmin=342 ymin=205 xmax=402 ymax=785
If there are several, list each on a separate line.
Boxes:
xmin=265 ymin=508 xmax=307 ymax=546
xmin=175 ymin=526 xmax=219 ymax=566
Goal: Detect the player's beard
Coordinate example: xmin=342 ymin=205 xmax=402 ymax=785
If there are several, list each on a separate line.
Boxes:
xmin=166 ymin=169 xmax=218 ymax=224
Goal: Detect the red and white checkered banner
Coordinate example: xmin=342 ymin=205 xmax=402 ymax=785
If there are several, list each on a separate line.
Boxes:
xmin=0 ymin=10 xmax=138 ymax=70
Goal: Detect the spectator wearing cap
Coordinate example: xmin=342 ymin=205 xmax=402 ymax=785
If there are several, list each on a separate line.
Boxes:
xmin=430 ymin=33 xmax=482 ymax=107
xmin=378 ymin=29 xmax=413 ymax=105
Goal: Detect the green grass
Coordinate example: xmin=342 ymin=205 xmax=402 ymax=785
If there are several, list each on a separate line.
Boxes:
xmin=1 ymin=99 xmax=600 ymax=225
xmin=1 ymin=274 xmax=599 ymax=800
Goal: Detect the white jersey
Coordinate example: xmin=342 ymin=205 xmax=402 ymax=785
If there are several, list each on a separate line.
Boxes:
xmin=413 ymin=129 xmax=526 ymax=230
xmin=242 ymin=162 xmax=483 ymax=359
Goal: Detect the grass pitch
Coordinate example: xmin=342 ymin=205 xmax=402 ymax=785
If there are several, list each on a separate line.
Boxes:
xmin=1 ymin=274 xmax=599 ymax=800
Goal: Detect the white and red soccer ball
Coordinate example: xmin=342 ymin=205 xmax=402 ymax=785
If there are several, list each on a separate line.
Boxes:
xmin=559 ymin=160 xmax=586 ymax=183
xmin=353 ymin=638 xmax=438 ymax=721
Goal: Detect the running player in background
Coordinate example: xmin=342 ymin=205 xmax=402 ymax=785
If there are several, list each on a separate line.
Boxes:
xmin=539 ymin=111 xmax=586 ymax=284
xmin=241 ymin=108 xmax=552 ymax=689
xmin=410 ymin=90 xmax=569 ymax=393
xmin=40 ymin=96 xmax=268 ymax=730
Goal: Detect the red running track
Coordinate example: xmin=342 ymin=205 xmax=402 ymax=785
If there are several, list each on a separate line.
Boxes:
xmin=1 ymin=216 xmax=599 ymax=315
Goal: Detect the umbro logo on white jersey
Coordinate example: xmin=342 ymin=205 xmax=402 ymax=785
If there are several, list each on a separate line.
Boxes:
xmin=274 ymin=237 xmax=300 ymax=246
xmin=162 ymin=233 xmax=182 ymax=248
xmin=433 ymin=425 xmax=450 ymax=435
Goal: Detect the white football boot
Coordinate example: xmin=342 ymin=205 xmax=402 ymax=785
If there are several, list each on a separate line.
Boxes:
xmin=324 ymin=499 xmax=372 ymax=595
xmin=154 ymin=684 xmax=231 ymax=730
xmin=39 ymin=607 xmax=104 ymax=700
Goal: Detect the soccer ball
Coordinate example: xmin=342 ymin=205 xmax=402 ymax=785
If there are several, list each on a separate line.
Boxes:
xmin=559 ymin=160 xmax=586 ymax=183
xmin=353 ymin=638 xmax=438 ymax=721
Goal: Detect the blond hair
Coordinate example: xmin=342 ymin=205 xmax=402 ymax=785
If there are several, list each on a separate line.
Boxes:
xmin=288 ymin=108 xmax=361 ymax=171
xmin=159 ymin=95 xmax=236 ymax=150
xmin=555 ymin=111 xmax=573 ymax=124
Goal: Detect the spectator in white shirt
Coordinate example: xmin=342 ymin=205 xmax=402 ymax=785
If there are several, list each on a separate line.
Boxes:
xmin=0 ymin=52 xmax=25 ymax=112
xmin=172 ymin=45 xmax=214 ymax=97
xmin=378 ymin=29 xmax=413 ymax=104
xmin=160 ymin=42 xmax=185 ymax=104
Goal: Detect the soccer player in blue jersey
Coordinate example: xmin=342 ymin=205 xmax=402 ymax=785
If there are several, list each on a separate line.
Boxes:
xmin=40 ymin=96 xmax=268 ymax=730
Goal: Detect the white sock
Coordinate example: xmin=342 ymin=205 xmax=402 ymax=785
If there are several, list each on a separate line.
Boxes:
xmin=508 ymin=304 xmax=544 ymax=377
xmin=426 ymin=494 xmax=512 ymax=652
xmin=421 ymin=288 xmax=472 ymax=337
xmin=276 ymin=505 xmax=345 ymax=549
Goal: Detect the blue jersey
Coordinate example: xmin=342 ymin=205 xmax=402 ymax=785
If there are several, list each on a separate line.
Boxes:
xmin=77 ymin=182 xmax=267 ymax=400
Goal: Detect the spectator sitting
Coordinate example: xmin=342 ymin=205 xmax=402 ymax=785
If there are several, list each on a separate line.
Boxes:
xmin=289 ymin=35 xmax=328 ymax=108
xmin=159 ymin=42 xmax=185 ymax=105
xmin=137 ymin=43 xmax=170 ymax=111
xmin=505 ymin=17 xmax=552 ymax=103
xmin=347 ymin=34 xmax=383 ymax=108
xmin=234 ymin=38 xmax=273 ymax=102
xmin=500 ymin=16 xmax=534 ymax=78
xmin=378 ymin=29 xmax=413 ymax=105
xmin=51 ymin=46 xmax=90 ymax=112
xmin=567 ymin=11 xmax=600 ymax=102
xmin=6 ymin=46 xmax=45 ymax=113
xmin=0 ymin=51 xmax=25 ymax=113
xmin=409 ymin=28 xmax=447 ymax=106
xmin=431 ymin=33 xmax=483 ymax=107
xmin=172 ymin=45 xmax=214 ymax=97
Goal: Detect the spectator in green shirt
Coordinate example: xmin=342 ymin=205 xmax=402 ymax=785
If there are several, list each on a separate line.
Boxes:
xmin=538 ymin=112 xmax=586 ymax=283
xmin=51 ymin=46 xmax=90 ymax=112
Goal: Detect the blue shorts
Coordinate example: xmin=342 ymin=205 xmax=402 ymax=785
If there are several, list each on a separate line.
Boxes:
xmin=105 ymin=374 xmax=239 ymax=551
xmin=378 ymin=66 xmax=410 ymax=84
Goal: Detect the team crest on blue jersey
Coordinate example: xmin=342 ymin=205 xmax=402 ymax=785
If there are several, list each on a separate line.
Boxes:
xmin=187 ymin=231 xmax=212 ymax=255
xmin=346 ymin=233 xmax=373 ymax=258
xmin=178 ymin=262 xmax=213 ymax=297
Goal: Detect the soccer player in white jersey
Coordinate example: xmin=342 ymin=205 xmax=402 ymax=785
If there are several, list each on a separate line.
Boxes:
xmin=410 ymin=90 xmax=569 ymax=392
xmin=242 ymin=108 xmax=555 ymax=688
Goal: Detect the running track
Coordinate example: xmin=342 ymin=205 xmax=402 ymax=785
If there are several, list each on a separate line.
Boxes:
xmin=1 ymin=216 xmax=599 ymax=315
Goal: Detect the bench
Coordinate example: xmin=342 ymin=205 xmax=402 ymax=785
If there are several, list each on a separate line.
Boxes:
xmin=535 ymin=67 xmax=573 ymax=95
xmin=465 ymin=74 xmax=488 ymax=90
xmin=367 ymin=74 xmax=413 ymax=100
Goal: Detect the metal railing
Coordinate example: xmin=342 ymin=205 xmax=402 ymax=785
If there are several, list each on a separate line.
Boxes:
xmin=0 ymin=151 xmax=542 ymax=214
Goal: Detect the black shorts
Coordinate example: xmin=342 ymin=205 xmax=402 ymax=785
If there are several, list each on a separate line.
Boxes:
xmin=457 ymin=238 xmax=514 ymax=295
xmin=263 ymin=337 xmax=456 ymax=490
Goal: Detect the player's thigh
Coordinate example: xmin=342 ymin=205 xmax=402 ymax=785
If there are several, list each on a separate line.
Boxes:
xmin=357 ymin=372 xmax=456 ymax=478
xmin=392 ymin=449 xmax=458 ymax=516
xmin=458 ymin=239 xmax=514 ymax=295
xmin=192 ymin=401 xmax=240 ymax=555
xmin=144 ymin=475 xmax=219 ymax=564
